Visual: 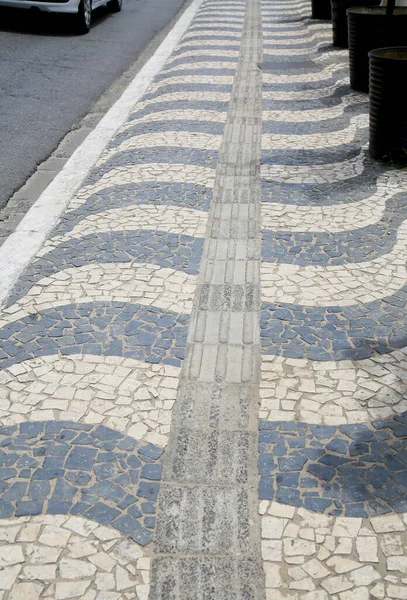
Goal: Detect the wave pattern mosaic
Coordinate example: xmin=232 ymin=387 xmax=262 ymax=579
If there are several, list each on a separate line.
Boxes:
xmin=259 ymin=0 xmax=407 ymax=598
xmin=0 ymin=0 xmax=245 ymax=597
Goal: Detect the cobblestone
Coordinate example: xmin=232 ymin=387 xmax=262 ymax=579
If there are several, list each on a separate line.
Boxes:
xmin=0 ymin=515 xmax=151 ymax=599
xmin=258 ymin=0 xmax=407 ymax=597
xmin=0 ymin=0 xmax=407 ymax=597
xmin=0 ymin=421 xmax=163 ymax=544
xmin=261 ymin=503 xmax=407 ymax=599
xmin=0 ymin=355 xmax=178 ymax=445
xmin=0 ymin=1 xmax=252 ymax=597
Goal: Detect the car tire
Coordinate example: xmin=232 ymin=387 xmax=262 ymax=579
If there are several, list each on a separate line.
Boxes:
xmin=108 ymin=0 xmax=122 ymax=13
xmin=73 ymin=0 xmax=92 ymax=34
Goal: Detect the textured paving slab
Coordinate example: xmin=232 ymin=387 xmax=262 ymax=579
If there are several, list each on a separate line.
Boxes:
xmin=150 ymin=0 xmax=266 ymax=596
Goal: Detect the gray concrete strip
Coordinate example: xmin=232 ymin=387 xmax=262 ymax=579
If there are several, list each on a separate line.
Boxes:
xmin=150 ymin=0 xmax=266 ymax=596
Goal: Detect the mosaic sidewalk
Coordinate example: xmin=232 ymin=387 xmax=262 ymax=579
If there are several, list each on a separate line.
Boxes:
xmin=258 ymin=2 xmax=407 ymax=599
xmin=1 ymin=0 xmax=407 ymax=598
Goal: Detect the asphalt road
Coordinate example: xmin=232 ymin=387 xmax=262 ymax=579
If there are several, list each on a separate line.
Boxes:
xmin=0 ymin=0 xmax=187 ymax=209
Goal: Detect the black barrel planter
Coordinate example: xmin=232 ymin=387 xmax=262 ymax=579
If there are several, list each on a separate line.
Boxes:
xmin=311 ymin=0 xmax=332 ymax=19
xmin=347 ymin=6 xmax=407 ymax=91
xmin=369 ymin=47 xmax=407 ymax=163
xmin=331 ymin=0 xmax=380 ymax=47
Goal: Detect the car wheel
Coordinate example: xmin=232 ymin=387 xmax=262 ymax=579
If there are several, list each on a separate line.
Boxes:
xmin=108 ymin=0 xmax=122 ymax=13
xmin=73 ymin=0 xmax=92 ymax=34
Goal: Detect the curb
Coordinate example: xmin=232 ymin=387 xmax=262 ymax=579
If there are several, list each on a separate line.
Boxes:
xmin=0 ymin=0 xmax=204 ymax=309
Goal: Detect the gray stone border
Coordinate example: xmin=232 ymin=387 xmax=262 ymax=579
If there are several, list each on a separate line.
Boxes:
xmin=150 ymin=0 xmax=266 ymax=597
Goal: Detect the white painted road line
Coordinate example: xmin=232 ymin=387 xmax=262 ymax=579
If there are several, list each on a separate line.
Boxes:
xmin=0 ymin=0 xmax=204 ymax=310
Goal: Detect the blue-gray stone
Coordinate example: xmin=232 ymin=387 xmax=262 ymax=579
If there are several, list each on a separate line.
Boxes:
xmin=130 ymin=527 xmax=153 ymax=546
xmin=276 ymin=472 xmax=299 ymax=487
xmin=137 ymin=481 xmax=160 ymax=501
xmin=142 ymin=501 xmax=156 ymax=514
xmin=0 ymin=500 xmax=14 ymax=518
xmin=53 ymin=478 xmax=76 ymax=499
xmin=319 ymin=454 xmax=348 ymax=467
xmin=304 ymin=497 xmax=332 ymax=512
xmin=16 ymin=500 xmax=43 ymax=516
xmin=258 ymin=478 xmax=275 ymax=500
xmin=144 ymin=516 xmax=156 ymax=529
xmin=1 ymin=481 xmax=27 ymax=501
xmin=0 ymin=468 xmax=16 ymax=480
xmin=127 ymin=504 xmax=143 ymax=519
xmin=112 ymin=514 xmax=141 ymax=536
xmin=276 ymin=487 xmax=301 ymax=506
xmin=85 ymin=502 xmax=120 ymax=524
xmin=92 ymin=425 xmax=122 ymax=441
xmin=28 ymin=480 xmax=50 ymax=501
xmin=138 ymin=443 xmax=164 ymax=460
xmin=32 ymin=468 xmax=64 ymax=480
xmin=141 ymin=464 xmax=163 ymax=480
xmin=47 ymin=500 xmax=72 ymax=514
xmin=278 ymin=456 xmax=307 ymax=471
xmin=65 ymin=446 xmax=98 ymax=470
xmin=344 ymin=503 xmax=368 ymax=517
xmin=307 ymin=463 xmax=334 ymax=482
xmin=339 ymin=424 xmax=374 ymax=442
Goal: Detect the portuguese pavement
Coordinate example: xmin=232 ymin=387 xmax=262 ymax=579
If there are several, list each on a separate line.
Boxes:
xmin=1 ymin=0 xmax=407 ymax=598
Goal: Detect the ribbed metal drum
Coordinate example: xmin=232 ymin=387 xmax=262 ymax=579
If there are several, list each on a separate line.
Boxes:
xmin=331 ymin=0 xmax=380 ymax=48
xmin=369 ymin=47 xmax=407 ymax=163
xmin=311 ymin=0 xmax=332 ymax=19
xmin=348 ymin=7 xmax=407 ymax=92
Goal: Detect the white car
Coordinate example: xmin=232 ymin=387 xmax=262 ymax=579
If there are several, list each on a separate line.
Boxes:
xmin=0 ymin=0 xmax=122 ymax=33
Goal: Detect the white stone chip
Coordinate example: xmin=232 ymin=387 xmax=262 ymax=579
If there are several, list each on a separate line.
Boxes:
xmin=284 ymin=538 xmax=316 ymax=556
xmin=388 ymin=556 xmax=407 ymax=574
xmin=64 ymin=517 xmax=98 ymax=537
xmin=0 ymin=527 xmax=20 ymax=543
xmin=371 ymin=515 xmax=405 ymax=533
xmin=380 ymin=533 xmax=403 ymax=556
xmin=262 ymin=539 xmax=282 ymax=562
xmin=302 ymin=559 xmax=331 ymax=579
xmin=321 ymin=575 xmax=354 ymax=594
xmin=355 ymin=536 xmax=378 ymax=562
xmin=0 ymin=545 xmax=24 ymax=567
xmin=95 ymin=572 xmax=115 ymax=591
xmin=326 ymin=557 xmax=361 ymax=574
xmin=289 ymin=577 xmax=315 ymax=591
xmin=331 ymin=518 xmax=362 ymax=538
xmin=38 ymin=526 xmax=71 ymax=547
xmin=387 ymin=584 xmax=407 ymax=599
xmin=348 ymin=565 xmax=381 ymax=586
xmin=55 ymin=580 xmax=91 ymax=599
xmin=17 ymin=525 xmax=41 ymax=542
xmin=59 ymin=558 xmax=97 ymax=578
xmin=301 ymin=592 xmax=329 ymax=600
xmin=370 ymin=582 xmax=385 ymax=599
xmin=268 ymin=502 xmax=296 ymax=519
xmin=88 ymin=552 xmax=116 ymax=572
xmin=9 ymin=582 xmax=44 ymax=600
xmin=334 ymin=538 xmax=352 ymax=555
xmin=265 ymin=563 xmax=284 ymax=588
xmin=136 ymin=585 xmax=150 ymax=600
xmin=0 ymin=565 xmax=21 ymax=591
xmin=22 ymin=565 xmax=57 ymax=580
xmin=262 ymin=516 xmax=287 ymax=539
xmin=115 ymin=565 xmax=136 ymax=591
xmin=339 ymin=587 xmax=370 ymax=600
